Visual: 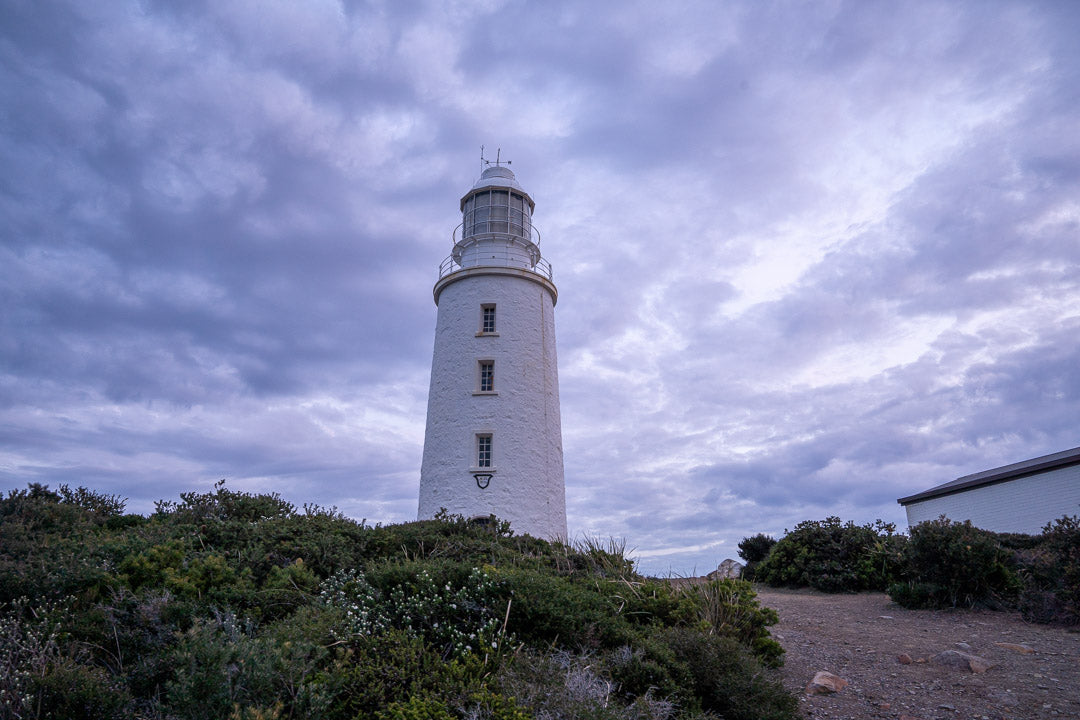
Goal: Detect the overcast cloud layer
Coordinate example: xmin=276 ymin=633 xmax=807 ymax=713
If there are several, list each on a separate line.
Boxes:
xmin=3 ymin=0 xmax=1078 ymax=574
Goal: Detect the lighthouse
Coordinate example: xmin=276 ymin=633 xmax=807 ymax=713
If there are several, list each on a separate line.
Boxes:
xmin=418 ymin=159 xmax=567 ymax=540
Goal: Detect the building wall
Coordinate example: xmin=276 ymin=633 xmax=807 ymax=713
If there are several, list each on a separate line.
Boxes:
xmin=904 ymin=463 xmax=1080 ymax=533
xmin=418 ymin=270 xmax=567 ymax=540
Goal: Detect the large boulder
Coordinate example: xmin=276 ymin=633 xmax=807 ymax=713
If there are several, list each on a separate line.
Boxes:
xmin=707 ymin=558 xmax=744 ymax=580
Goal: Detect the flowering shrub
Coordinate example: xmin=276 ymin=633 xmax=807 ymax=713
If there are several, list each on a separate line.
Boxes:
xmin=319 ymin=566 xmax=506 ymax=660
xmin=0 ymin=599 xmax=59 ymax=718
xmin=3 ymin=482 xmax=800 ymax=718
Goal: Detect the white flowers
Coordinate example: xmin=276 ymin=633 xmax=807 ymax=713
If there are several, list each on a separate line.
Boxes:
xmin=318 ymin=567 xmax=507 ymax=660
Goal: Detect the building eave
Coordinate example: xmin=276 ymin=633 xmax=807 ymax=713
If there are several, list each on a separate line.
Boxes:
xmin=897 ymin=446 xmax=1080 ymax=506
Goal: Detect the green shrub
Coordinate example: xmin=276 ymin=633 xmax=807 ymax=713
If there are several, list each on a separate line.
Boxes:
xmin=164 ymin=610 xmax=333 ymax=720
xmin=657 ymin=628 xmax=797 ymax=720
xmin=31 ymin=659 xmax=132 ymax=720
xmin=154 ymin=480 xmax=296 ymax=523
xmin=490 ymin=567 xmax=626 ymax=649
xmin=755 ymin=517 xmax=903 ymax=592
xmin=2 ymin=481 xmax=802 ymax=719
xmin=495 ymin=645 xmax=685 ymax=720
xmin=670 ymin=579 xmax=783 ymax=666
xmin=1018 ymin=515 xmax=1080 ymax=624
xmin=260 ymin=559 xmax=320 ymax=619
xmin=737 ymin=533 xmax=776 ymax=581
xmin=319 ymin=629 xmax=486 ymax=718
xmin=375 ymin=696 xmax=457 ymax=720
xmin=887 ymin=517 xmax=1019 ymax=609
xmin=164 ymin=614 xmax=263 ymax=720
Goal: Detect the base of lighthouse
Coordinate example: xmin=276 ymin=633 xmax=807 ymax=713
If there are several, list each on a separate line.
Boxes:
xmin=418 ymin=267 xmax=567 ymax=541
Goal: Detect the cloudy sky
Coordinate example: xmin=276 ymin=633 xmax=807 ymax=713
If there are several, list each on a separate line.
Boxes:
xmin=3 ymin=0 xmax=1078 ymax=574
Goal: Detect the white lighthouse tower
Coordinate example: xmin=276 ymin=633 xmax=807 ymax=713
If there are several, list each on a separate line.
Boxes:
xmin=418 ymin=158 xmax=567 ymax=540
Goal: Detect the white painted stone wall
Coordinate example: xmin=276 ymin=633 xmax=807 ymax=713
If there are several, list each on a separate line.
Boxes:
xmin=418 ymin=268 xmax=567 ymax=540
xmin=904 ymin=463 xmax=1080 ymax=533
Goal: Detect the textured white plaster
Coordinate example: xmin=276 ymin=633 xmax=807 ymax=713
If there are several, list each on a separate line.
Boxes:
xmin=904 ymin=463 xmax=1080 ymax=533
xmin=418 ymin=269 xmax=567 ymax=540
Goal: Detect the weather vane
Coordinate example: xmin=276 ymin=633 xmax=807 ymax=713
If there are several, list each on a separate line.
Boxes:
xmin=480 ymin=145 xmax=511 ymax=172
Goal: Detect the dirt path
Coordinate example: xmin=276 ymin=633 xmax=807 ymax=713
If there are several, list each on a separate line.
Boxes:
xmin=755 ymin=587 xmax=1080 ymax=720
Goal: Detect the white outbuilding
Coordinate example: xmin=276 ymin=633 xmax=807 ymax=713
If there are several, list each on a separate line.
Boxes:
xmin=417 ymin=161 xmax=567 ymax=540
xmin=898 ymin=446 xmax=1080 ymax=533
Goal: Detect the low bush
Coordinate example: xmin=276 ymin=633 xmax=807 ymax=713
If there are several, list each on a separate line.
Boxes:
xmin=887 ymin=517 xmax=1019 ymax=609
xmin=1017 ymin=515 xmax=1080 ymax=624
xmin=658 ymin=627 xmax=798 ymax=720
xmin=755 ymin=517 xmax=904 ymax=592
xmin=670 ymin=578 xmax=784 ymax=666
xmin=1 ymin=482 xmax=798 ymax=719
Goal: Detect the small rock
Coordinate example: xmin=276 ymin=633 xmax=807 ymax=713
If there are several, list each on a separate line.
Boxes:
xmin=878 ymin=615 xmax=894 ymax=619
xmin=988 ymin=689 xmax=1019 ymax=707
xmin=954 ymin=642 xmax=973 ymax=651
xmin=898 ymin=653 xmax=913 ymax=664
xmin=994 ymin=642 xmax=1035 ymax=654
xmin=806 ymin=671 xmax=848 ymax=695
xmin=931 ymin=649 xmax=995 ymax=673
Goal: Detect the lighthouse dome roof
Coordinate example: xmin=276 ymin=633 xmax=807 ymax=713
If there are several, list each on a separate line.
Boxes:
xmin=472 ymin=165 xmax=525 ymax=193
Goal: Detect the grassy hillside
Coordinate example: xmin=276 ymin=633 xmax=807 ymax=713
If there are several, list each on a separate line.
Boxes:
xmin=0 ymin=483 xmax=797 ymax=720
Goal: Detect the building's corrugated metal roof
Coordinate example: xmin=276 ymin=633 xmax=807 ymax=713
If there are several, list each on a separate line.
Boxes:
xmin=897 ymin=446 xmax=1080 ymax=506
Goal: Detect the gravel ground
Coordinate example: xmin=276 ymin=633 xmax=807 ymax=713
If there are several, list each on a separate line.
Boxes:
xmin=754 ymin=587 xmax=1080 ymax=720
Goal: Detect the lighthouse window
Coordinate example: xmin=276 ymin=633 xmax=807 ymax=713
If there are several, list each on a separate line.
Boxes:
xmin=490 ymin=205 xmax=508 ymax=233
xmin=479 ymin=361 xmax=494 ymax=392
xmin=476 ymin=434 xmax=492 ymax=468
xmin=481 ymin=304 xmax=496 ymax=334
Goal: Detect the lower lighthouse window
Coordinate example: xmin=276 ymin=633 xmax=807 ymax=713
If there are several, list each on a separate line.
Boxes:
xmin=476 ymin=434 xmax=492 ymax=468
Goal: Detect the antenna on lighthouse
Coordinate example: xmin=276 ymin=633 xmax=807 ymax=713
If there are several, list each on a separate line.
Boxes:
xmin=480 ymin=145 xmax=511 ymax=170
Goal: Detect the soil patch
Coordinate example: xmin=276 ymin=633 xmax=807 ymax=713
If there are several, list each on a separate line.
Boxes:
xmin=755 ymin=587 xmax=1080 ymax=720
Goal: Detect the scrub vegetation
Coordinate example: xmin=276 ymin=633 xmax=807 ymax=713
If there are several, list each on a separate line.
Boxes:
xmin=748 ymin=515 xmax=1080 ymax=624
xmin=0 ymin=482 xmax=797 ymax=720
